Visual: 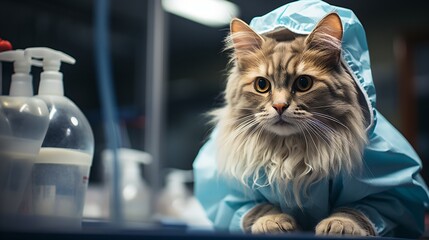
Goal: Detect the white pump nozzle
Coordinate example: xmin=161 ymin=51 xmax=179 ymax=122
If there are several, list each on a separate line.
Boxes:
xmin=0 ymin=50 xmax=41 ymax=96
xmin=25 ymin=47 xmax=75 ymax=96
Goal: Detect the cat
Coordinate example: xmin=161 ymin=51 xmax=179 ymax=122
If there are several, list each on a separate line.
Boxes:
xmin=209 ymin=13 xmax=375 ymax=236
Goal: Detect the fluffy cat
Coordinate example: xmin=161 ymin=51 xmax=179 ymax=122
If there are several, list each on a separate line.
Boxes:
xmin=210 ymin=13 xmax=374 ymax=235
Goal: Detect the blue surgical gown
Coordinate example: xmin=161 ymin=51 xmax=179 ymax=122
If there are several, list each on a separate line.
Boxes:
xmin=193 ymin=0 xmax=429 ymax=238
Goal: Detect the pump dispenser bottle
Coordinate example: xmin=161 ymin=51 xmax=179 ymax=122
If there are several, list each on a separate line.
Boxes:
xmin=0 ymin=50 xmax=49 ymax=226
xmin=25 ymin=47 xmax=94 ymax=230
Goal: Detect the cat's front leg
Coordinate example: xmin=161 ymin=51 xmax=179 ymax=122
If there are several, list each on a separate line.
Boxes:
xmin=315 ymin=208 xmax=376 ymax=236
xmin=243 ymin=204 xmax=298 ymax=234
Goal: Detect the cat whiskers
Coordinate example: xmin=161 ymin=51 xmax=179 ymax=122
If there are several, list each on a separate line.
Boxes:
xmin=312 ymin=117 xmax=354 ymax=148
xmin=230 ymin=118 xmax=258 ymax=139
xmin=221 ymin=114 xmax=254 ymax=127
xmin=301 ymin=119 xmax=331 ymax=145
xmin=303 ymin=118 xmax=348 ymax=153
xmin=310 ymin=112 xmax=350 ymax=132
xmin=289 ymin=116 xmax=319 ymax=159
xmin=309 ymin=104 xmax=350 ymax=109
xmin=224 ymin=112 xmax=264 ymax=146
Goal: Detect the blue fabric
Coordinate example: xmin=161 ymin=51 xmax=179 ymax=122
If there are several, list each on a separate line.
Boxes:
xmin=193 ymin=0 xmax=429 ymax=237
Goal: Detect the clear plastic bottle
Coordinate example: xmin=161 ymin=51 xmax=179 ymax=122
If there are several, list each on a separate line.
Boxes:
xmin=0 ymin=50 xmax=49 ymax=227
xmin=25 ymin=47 xmax=94 ymax=230
xmin=102 ymin=148 xmax=152 ymax=222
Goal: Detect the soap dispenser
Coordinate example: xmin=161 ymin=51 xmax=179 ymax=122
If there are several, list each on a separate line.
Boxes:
xmin=0 ymin=50 xmax=49 ymax=225
xmin=102 ymin=148 xmax=152 ymax=222
xmin=25 ymin=47 xmax=94 ymax=230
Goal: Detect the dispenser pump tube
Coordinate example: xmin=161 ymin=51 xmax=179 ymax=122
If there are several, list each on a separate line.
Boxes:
xmin=25 ymin=47 xmax=75 ymax=96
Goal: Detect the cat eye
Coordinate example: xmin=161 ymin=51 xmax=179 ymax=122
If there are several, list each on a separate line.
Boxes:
xmin=254 ymin=77 xmax=271 ymax=93
xmin=294 ymin=75 xmax=313 ymax=92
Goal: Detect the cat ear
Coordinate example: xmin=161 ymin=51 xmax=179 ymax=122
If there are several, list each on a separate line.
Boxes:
xmin=230 ymin=18 xmax=264 ymax=57
xmin=305 ymin=13 xmax=343 ymax=64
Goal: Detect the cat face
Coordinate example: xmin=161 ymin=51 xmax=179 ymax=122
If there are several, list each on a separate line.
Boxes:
xmin=226 ymin=14 xmax=362 ymax=138
xmin=213 ymin=14 xmax=367 ymax=199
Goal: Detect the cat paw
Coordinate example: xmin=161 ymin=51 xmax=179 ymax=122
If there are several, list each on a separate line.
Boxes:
xmin=251 ymin=213 xmax=297 ymax=234
xmin=315 ymin=216 xmax=368 ymax=236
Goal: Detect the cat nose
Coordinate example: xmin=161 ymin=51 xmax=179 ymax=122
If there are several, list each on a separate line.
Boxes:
xmin=272 ymin=103 xmax=289 ymax=115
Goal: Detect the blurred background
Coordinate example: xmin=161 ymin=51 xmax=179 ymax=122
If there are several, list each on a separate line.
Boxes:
xmin=1 ymin=0 xmax=428 ymax=225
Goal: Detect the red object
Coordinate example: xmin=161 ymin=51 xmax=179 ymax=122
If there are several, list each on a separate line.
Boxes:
xmin=0 ymin=38 xmax=13 ymax=52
